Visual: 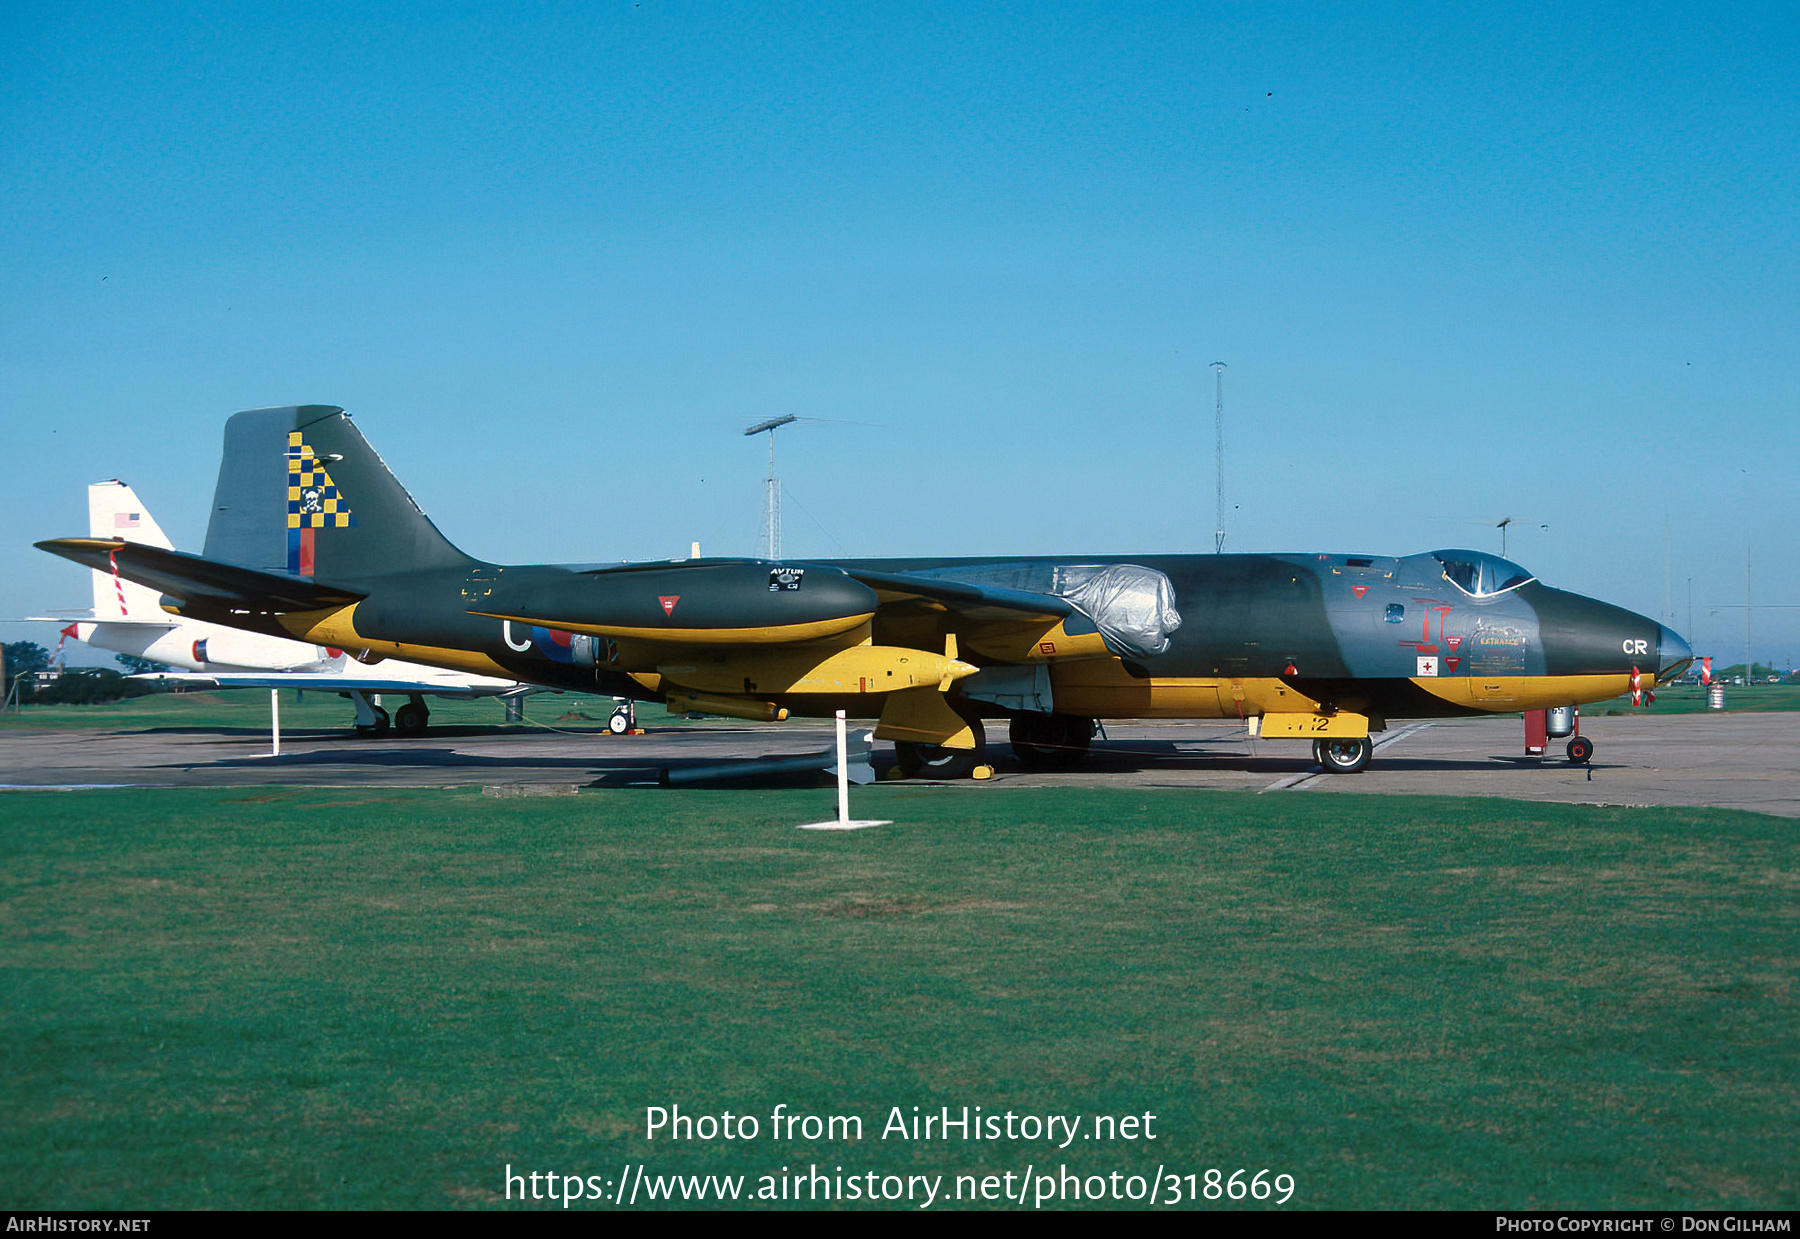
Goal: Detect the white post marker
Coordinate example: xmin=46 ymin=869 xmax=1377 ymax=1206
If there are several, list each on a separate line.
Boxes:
xmin=269 ymin=688 xmax=281 ymax=757
xmin=797 ymin=710 xmax=892 ymax=831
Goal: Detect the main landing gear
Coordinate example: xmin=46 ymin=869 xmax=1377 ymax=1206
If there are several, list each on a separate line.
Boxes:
xmin=349 ymin=690 xmax=390 ymax=737
xmin=349 ymin=691 xmax=430 ymax=738
xmin=895 ymin=712 xmax=1103 ymax=779
xmin=394 ymin=696 xmax=430 ymax=737
xmin=1008 ymin=713 xmax=1094 ymax=769
xmin=1566 ymin=736 xmax=1593 ymax=765
xmin=894 ymin=719 xmax=987 ymax=780
xmin=1312 ymin=736 xmax=1373 ymax=774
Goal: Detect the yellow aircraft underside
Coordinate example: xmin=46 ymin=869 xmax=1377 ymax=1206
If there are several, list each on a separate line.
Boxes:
xmin=1049 ymin=661 xmax=1638 ymax=732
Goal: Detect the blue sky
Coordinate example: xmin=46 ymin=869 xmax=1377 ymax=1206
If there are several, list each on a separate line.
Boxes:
xmin=4 ymin=1 xmax=1796 ymax=667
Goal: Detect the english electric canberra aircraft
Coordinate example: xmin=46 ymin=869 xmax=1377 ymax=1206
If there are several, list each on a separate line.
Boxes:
xmin=37 ymin=406 xmax=1693 ymax=776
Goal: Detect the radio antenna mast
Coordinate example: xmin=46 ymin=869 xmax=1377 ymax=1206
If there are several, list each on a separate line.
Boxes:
xmin=744 ymin=414 xmax=798 ymax=560
xmin=1212 ymin=362 xmax=1227 ymax=553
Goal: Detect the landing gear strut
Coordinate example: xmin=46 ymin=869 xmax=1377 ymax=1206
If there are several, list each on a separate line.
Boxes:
xmin=349 ymin=690 xmax=390 ymax=737
xmin=1313 ymin=736 xmax=1373 ymax=774
xmin=895 ymin=719 xmax=987 ymax=780
xmin=1008 ymin=713 xmax=1093 ymax=769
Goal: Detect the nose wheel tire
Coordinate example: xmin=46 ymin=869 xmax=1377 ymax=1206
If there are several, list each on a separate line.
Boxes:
xmin=895 ymin=719 xmax=987 ymax=780
xmin=1566 ymin=736 xmax=1594 ymax=765
xmin=1313 ymin=735 xmax=1373 ymax=774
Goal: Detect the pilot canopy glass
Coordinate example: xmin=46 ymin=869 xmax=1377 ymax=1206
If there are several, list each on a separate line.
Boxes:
xmin=1433 ymin=550 xmax=1535 ymax=597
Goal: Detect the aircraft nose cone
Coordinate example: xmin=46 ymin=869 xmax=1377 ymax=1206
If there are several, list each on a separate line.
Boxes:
xmin=1657 ymin=624 xmax=1694 ymax=682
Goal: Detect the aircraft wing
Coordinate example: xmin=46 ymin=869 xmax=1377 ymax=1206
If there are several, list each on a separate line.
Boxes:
xmin=34 ymin=539 xmax=364 ymax=611
xmin=130 ymin=672 xmax=536 ymax=699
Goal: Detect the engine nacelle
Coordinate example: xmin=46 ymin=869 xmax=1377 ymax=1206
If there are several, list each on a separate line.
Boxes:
xmin=186 ymin=628 xmax=316 ymax=671
xmin=482 ymin=562 xmax=879 ymax=645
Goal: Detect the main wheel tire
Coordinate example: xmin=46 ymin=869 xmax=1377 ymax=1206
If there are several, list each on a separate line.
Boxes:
xmin=356 ymin=705 xmax=391 ymax=738
xmin=1008 ymin=713 xmax=1093 ymax=768
xmin=1566 ymin=735 xmax=1594 ymax=764
xmin=394 ymin=701 xmax=430 ymax=736
xmin=894 ymin=719 xmax=987 ymax=780
xmin=1316 ymin=735 xmax=1373 ymax=774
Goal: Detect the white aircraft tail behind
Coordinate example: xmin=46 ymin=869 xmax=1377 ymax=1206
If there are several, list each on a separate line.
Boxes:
xmin=50 ymin=480 xmax=541 ymax=735
xmin=87 ymin=480 xmax=175 ymax=623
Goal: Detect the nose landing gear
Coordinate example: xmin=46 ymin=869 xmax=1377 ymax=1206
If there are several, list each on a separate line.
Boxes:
xmin=1528 ymin=708 xmax=1592 ymax=765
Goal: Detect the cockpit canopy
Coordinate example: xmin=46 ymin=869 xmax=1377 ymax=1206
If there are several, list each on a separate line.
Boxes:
xmin=1433 ymin=550 xmax=1535 ymax=597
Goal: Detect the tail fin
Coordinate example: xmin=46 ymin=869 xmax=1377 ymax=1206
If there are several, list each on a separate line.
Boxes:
xmin=202 ymin=406 xmax=476 ymax=581
xmin=87 ymin=480 xmax=175 ymax=620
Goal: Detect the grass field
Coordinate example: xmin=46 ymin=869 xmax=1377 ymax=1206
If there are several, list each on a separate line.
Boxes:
xmin=0 ymin=690 xmax=694 ymax=734
xmin=1582 ymin=684 xmax=1800 ymax=717
xmin=0 ymin=786 xmax=1792 ymax=1210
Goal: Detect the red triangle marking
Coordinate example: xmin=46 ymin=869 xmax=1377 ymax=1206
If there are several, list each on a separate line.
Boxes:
xmin=1352 ymin=585 xmax=1369 ymax=598
xmin=1446 ymin=656 xmax=1461 ymax=671
xmin=659 ymin=595 xmax=679 ymax=617
xmin=1446 ymin=635 xmax=1463 ymax=649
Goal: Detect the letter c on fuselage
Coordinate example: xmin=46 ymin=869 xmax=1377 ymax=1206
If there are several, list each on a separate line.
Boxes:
xmin=502 ymin=620 xmax=533 ymax=652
